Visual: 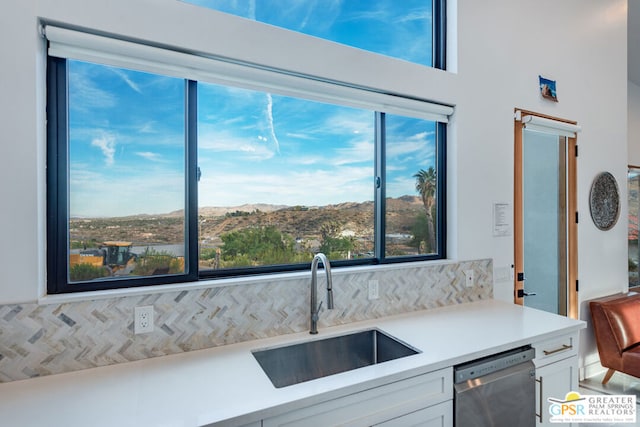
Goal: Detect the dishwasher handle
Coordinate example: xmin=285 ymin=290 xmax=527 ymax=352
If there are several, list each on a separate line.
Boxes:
xmin=536 ymin=376 xmax=543 ymax=423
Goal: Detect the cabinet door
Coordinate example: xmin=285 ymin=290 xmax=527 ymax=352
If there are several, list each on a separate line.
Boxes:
xmin=373 ymin=400 xmax=452 ymax=427
xmin=536 ymin=356 xmax=578 ymax=426
xmin=263 ymin=368 xmax=452 ymax=427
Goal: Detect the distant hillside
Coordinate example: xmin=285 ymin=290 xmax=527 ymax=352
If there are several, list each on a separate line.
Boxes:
xmin=169 ymin=203 xmax=290 ymax=218
xmin=69 ymin=196 xmax=425 ymax=247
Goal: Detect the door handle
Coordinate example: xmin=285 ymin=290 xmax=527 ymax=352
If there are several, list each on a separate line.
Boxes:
xmin=517 ymin=289 xmax=537 ymax=298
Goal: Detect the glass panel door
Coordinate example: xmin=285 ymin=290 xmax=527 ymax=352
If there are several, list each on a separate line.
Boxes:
xmin=522 ymin=129 xmax=567 ymax=315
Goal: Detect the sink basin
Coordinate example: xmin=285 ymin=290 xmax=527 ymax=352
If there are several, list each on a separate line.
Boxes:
xmin=252 ymin=328 xmax=420 ymax=388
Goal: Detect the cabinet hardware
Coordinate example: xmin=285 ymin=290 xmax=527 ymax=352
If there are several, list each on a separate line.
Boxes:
xmin=536 ymin=377 xmax=543 ymax=422
xmin=543 ymin=344 xmax=572 ymax=356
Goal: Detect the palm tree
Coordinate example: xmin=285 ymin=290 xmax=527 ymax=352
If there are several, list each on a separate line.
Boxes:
xmin=414 ymin=167 xmax=436 ymax=253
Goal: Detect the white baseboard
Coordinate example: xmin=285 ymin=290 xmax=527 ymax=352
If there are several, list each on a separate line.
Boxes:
xmin=581 ymin=360 xmax=606 ymax=381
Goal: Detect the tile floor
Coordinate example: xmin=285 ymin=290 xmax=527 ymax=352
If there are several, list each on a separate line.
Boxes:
xmin=578 ymin=371 xmax=640 ymax=426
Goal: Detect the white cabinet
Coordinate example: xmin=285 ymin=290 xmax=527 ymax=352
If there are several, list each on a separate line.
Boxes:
xmin=532 ymin=333 xmax=579 ymax=426
xmin=373 ymin=401 xmax=453 ymax=427
xmin=262 ymin=367 xmax=453 ymax=427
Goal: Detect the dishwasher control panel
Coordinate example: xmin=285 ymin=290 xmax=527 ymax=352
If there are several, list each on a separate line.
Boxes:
xmin=454 ymin=345 xmax=535 ymax=383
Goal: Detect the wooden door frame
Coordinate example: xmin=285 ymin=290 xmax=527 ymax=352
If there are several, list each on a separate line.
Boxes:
xmin=514 ymin=109 xmax=578 ymax=319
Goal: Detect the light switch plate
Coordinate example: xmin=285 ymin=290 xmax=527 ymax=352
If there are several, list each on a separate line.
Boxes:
xmin=368 ymin=280 xmax=379 ymax=300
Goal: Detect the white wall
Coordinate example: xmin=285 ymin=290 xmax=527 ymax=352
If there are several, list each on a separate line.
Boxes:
xmin=0 ymin=0 xmax=629 ymax=366
xmin=0 ymin=0 xmax=43 ymax=304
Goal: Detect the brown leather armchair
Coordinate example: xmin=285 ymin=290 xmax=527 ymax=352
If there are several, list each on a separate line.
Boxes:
xmin=590 ymin=293 xmax=640 ymax=384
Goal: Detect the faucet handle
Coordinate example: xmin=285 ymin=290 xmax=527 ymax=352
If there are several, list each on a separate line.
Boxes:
xmin=312 ymin=301 xmax=323 ymax=321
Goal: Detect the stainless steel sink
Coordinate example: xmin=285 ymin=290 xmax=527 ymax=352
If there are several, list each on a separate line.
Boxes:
xmin=252 ymin=328 xmax=420 ymax=388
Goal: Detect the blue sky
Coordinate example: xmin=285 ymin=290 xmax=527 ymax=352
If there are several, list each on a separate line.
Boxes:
xmin=69 ymin=2 xmax=435 ymax=217
xmin=69 ymin=61 xmax=186 ymax=218
xmin=183 ymin=0 xmax=433 ymax=66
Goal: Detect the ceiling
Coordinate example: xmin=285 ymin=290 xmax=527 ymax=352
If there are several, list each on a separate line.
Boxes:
xmin=630 ymin=1 xmax=640 ymax=86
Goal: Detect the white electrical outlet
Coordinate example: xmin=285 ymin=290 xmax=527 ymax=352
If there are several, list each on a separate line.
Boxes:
xmin=134 ymin=305 xmax=154 ymax=334
xmin=368 ymin=280 xmax=379 ymax=300
xmin=464 ymin=270 xmax=475 ymax=288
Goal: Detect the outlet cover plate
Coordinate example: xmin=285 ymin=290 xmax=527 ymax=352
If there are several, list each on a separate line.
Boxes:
xmin=134 ymin=305 xmax=154 ymax=334
xmin=464 ymin=270 xmax=475 ymax=288
xmin=368 ymin=280 xmax=379 ymax=300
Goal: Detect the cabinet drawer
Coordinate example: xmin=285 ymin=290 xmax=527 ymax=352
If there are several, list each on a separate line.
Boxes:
xmin=263 ymin=367 xmax=453 ymax=427
xmin=532 ymin=332 xmax=578 ymax=367
xmin=373 ymin=400 xmax=453 ymax=427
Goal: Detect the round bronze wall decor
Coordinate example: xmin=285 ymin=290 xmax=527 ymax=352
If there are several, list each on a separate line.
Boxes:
xmin=589 ymin=171 xmax=620 ymax=231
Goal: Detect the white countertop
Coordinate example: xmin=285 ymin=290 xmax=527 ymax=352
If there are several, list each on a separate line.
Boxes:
xmin=0 ymin=300 xmax=585 ymax=427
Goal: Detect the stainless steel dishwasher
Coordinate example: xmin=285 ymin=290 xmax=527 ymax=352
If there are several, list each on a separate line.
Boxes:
xmin=454 ymin=345 xmax=536 ymax=426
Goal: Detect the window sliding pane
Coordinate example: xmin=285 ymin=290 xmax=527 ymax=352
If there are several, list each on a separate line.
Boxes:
xmin=384 ymin=114 xmax=438 ymax=257
xmin=67 ymin=60 xmax=186 ymax=282
xmin=197 ymin=82 xmax=375 ymax=270
xmin=182 ymin=0 xmax=433 ymax=67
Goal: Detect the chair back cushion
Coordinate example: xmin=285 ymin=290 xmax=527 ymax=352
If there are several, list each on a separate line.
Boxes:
xmin=602 ymin=298 xmax=640 ymax=352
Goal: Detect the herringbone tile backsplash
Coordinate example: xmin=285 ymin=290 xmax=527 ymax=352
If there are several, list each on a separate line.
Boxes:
xmin=0 ymin=259 xmax=492 ymax=382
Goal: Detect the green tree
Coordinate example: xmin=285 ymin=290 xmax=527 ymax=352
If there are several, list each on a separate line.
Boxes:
xmin=70 ymin=263 xmax=109 ymax=281
xmin=133 ymin=248 xmax=183 ymax=276
xmin=319 ymin=221 xmax=354 ymax=259
xmin=319 ymin=236 xmax=354 ymax=259
xmin=220 ymin=226 xmax=302 ymax=267
xmin=410 ymin=211 xmax=429 ymax=253
xmin=414 ymin=167 xmax=436 ymax=253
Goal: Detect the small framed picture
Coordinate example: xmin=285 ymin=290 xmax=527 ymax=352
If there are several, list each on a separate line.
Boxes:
xmin=539 ymin=76 xmax=558 ymax=102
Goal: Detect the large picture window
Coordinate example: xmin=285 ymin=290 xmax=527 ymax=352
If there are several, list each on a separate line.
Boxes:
xmin=45 ymin=24 xmax=449 ymax=293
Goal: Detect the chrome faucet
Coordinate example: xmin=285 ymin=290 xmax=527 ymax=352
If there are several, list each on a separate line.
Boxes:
xmin=309 ymin=253 xmax=334 ymax=334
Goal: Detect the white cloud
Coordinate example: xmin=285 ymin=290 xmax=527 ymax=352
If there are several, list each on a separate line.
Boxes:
xmin=285 ymin=132 xmax=316 ymax=140
xmin=386 ymin=131 xmax=435 ymax=161
xmin=290 ymin=155 xmax=323 ymax=166
xmin=91 ymin=134 xmax=116 ymax=166
xmin=110 ymin=68 xmax=142 ymax=94
xmin=198 ymin=165 xmax=373 ymax=208
xmin=334 ymin=139 xmax=374 ymax=166
xmin=248 ymin=0 xmax=256 ymax=20
xmin=68 ymin=69 xmax=116 ymax=111
xmin=394 ymin=9 xmax=432 ymax=24
xmin=136 ymin=151 xmax=163 ymax=162
xmin=70 ymin=167 xmax=184 ymax=217
xmin=265 ymin=93 xmax=281 ymax=153
xmin=139 ymin=122 xmax=157 ymax=134
xmin=198 ymin=128 xmax=276 ymax=161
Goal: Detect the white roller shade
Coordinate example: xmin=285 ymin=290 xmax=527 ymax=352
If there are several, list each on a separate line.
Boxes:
xmin=519 ymin=113 xmax=581 ymax=138
xmin=44 ymin=25 xmax=454 ymax=122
